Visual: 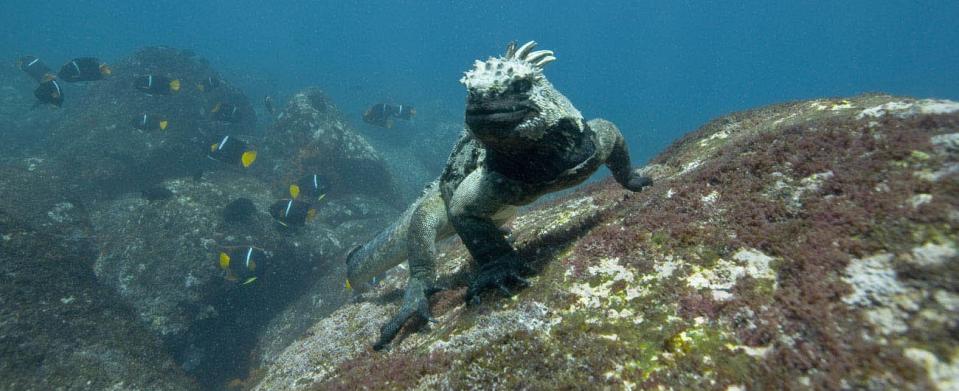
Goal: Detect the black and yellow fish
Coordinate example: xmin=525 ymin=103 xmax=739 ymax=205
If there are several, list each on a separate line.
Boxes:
xmin=134 ymin=74 xmax=181 ymax=95
xmin=196 ymin=76 xmax=221 ymax=92
xmin=17 ymin=56 xmax=55 ymax=83
xmin=218 ymin=246 xmax=267 ymax=285
xmin=57 ymin=57 xmax=111 ymax=82
xmin=269 ymin=199 xmax=317 ymax=227
xmin=362 ymin=103 xmax=416 ymax=128
xmin=34 ymin=79 xmax=64 ymax=107
xmin=208 ymin=135 xmax=257 ymax=168
xmin=289 ymin=174 xmax=328 ymax=202
xmin=131 ymin=113 xmax=169 ymax=131
xmin=210 ymin=102 xmax=241 ymax=123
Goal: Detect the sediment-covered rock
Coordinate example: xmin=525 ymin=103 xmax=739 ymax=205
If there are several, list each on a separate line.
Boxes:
xmin=0 ymin=210 xmax=199 ymax=391
xmin=260 ymin=88 xmax=396 ymax=203
xmin=40 ymin=46 xmax=256 ymax=200
xmin=251 ymin=94 xmax=959 ymax=390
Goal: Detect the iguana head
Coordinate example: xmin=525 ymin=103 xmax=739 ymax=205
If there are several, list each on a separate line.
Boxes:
xmin=460 ymin=41 xmax=584 ymax=153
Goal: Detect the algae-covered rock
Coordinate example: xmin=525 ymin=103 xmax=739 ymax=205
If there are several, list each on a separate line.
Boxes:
xmin=251 ymin=95 xmax=959 ymax=390
xmin=261 ymin=88 xmax=396 ymax=203
xmin=41 ymin=46 xmax=256 ymax=200
xmin=0 ymin=210 xmax=199 ymax=391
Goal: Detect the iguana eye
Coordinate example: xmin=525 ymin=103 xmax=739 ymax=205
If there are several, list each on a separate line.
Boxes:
xmin=510 ymin=78 xmax=532 ymax=93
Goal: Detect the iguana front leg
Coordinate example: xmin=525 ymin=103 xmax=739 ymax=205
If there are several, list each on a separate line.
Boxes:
xmin=446 ymin=167 xmax=532 ymax=304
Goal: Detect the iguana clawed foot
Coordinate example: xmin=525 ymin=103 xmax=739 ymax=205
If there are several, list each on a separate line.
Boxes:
xmin=465 ymin=253 xmax=532 ymax=305
xmin=373 ymin=279 xmax=439 ymax=351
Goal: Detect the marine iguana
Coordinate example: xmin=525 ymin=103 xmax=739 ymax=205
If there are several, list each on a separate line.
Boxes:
xmin=346 ymin=41 xmax=652 ymax=350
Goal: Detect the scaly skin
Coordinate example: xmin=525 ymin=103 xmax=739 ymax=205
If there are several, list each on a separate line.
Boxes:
xmin=346 ymin=41 xmax=652 ymax=350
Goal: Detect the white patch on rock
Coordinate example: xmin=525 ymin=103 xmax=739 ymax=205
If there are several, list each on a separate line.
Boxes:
xmin=686 ymin=248 xmax=777 ymax=301
xmin=701 ymin=190 xmax=719 ymax=205
xmin=679 ymin=160 xmax=703 ymax=176
xmin=908 ymin=194 xmax=933 ymax=209
xmin=909 ymin=242 xmax=957 ymax=267
xmin=843 ymin=254 xmax=906 ymax=307
xmin=46 ymin=202 xmax=75 ymax=223
xmin=430 ymin=301 xmax=555 ymax=353
xmin=842 ymin=253 xmax=922 ymax=335
xmin=904 ymin=348 xmax=959 ymax=391
xmin=931 ymin=133 xmax=959 ymax=155
xmin=857 ymin=99 xmax=959 ymax=119
xmin=567 ymin=258 xmax=642 ymax=321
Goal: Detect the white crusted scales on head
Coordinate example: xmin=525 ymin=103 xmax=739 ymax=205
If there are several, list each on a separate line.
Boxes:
xmin=459 ymin=40 xmax=555 ymax=94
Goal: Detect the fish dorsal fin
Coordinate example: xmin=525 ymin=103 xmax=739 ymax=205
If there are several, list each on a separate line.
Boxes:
xmin=241 ymin=151 xmax=257 ymax=168
xmin=289 ymin=184 xmax=300 ymax=199
xmin=219 ymin=252 xmax=231 ymax=269
xmin=211 ymin=102 xmax=221 ymax=113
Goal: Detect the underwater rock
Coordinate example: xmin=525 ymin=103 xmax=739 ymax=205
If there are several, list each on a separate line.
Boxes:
xmin=40 ymin=46 xmax=256 ymax=200
xmin=0 ymin=210 xmax=199 ymax=391
xmin=89 ymin=171 xmax=350 ymax=385
xmin=251 ymin=94 xmax=959 ymax=390
xmin=0 ymin=157 xmax=92 ymax=242
xmin=141 ymin=185 xmax=175 ymax=201
xmin=260 ymin=87 xmax=398 ymax=204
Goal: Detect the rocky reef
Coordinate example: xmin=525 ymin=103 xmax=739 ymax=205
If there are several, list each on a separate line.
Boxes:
xmin=251 ymin=95 xmax=958 ymax=390
xmin=34 ymin=47 xmax=256 ymax=199
xmin=1 ymin=47 xmax=405 ymax=389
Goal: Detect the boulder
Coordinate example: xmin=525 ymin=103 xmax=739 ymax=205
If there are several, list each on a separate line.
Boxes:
xmin=88 ymin=171 xmax=336 ymax=382
xmin=251 ymin=95 xmax=959 ymax=390
xmin=260 ymin=88 xmax=396 ymax=203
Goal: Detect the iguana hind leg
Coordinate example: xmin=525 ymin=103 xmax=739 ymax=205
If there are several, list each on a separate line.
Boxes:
xmin=374 ymin=192 xmax=450 ymax=349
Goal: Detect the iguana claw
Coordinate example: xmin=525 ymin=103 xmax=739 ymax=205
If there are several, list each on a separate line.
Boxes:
xmin=465 ymin=254 xmax=531 ymax=305
xmin=373 ymin=279 xmax=436 ymax=351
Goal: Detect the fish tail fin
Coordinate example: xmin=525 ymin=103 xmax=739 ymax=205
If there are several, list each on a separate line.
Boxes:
xmin=169 ymin=79 xmax=181 ymax=92
xmin=159 ymin=120 xmax=168 ymax=130
xmin=241 ymin=151 xmax=257 ymax=168
xmin=197 ymin=84 xmax=205 ymax=92
xmin=219 ymin=252 xmax=231 ymax=269
xmin=289 ymin=184 xmax=300 ymax=199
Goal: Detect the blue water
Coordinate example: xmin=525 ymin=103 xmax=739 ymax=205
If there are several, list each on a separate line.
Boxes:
xmin=4 ymin=1 xmax=958 ymax=162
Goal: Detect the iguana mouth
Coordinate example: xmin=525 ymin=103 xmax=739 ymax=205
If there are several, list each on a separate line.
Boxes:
xmin=465 ymin=99 xmax=533 ymax=125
